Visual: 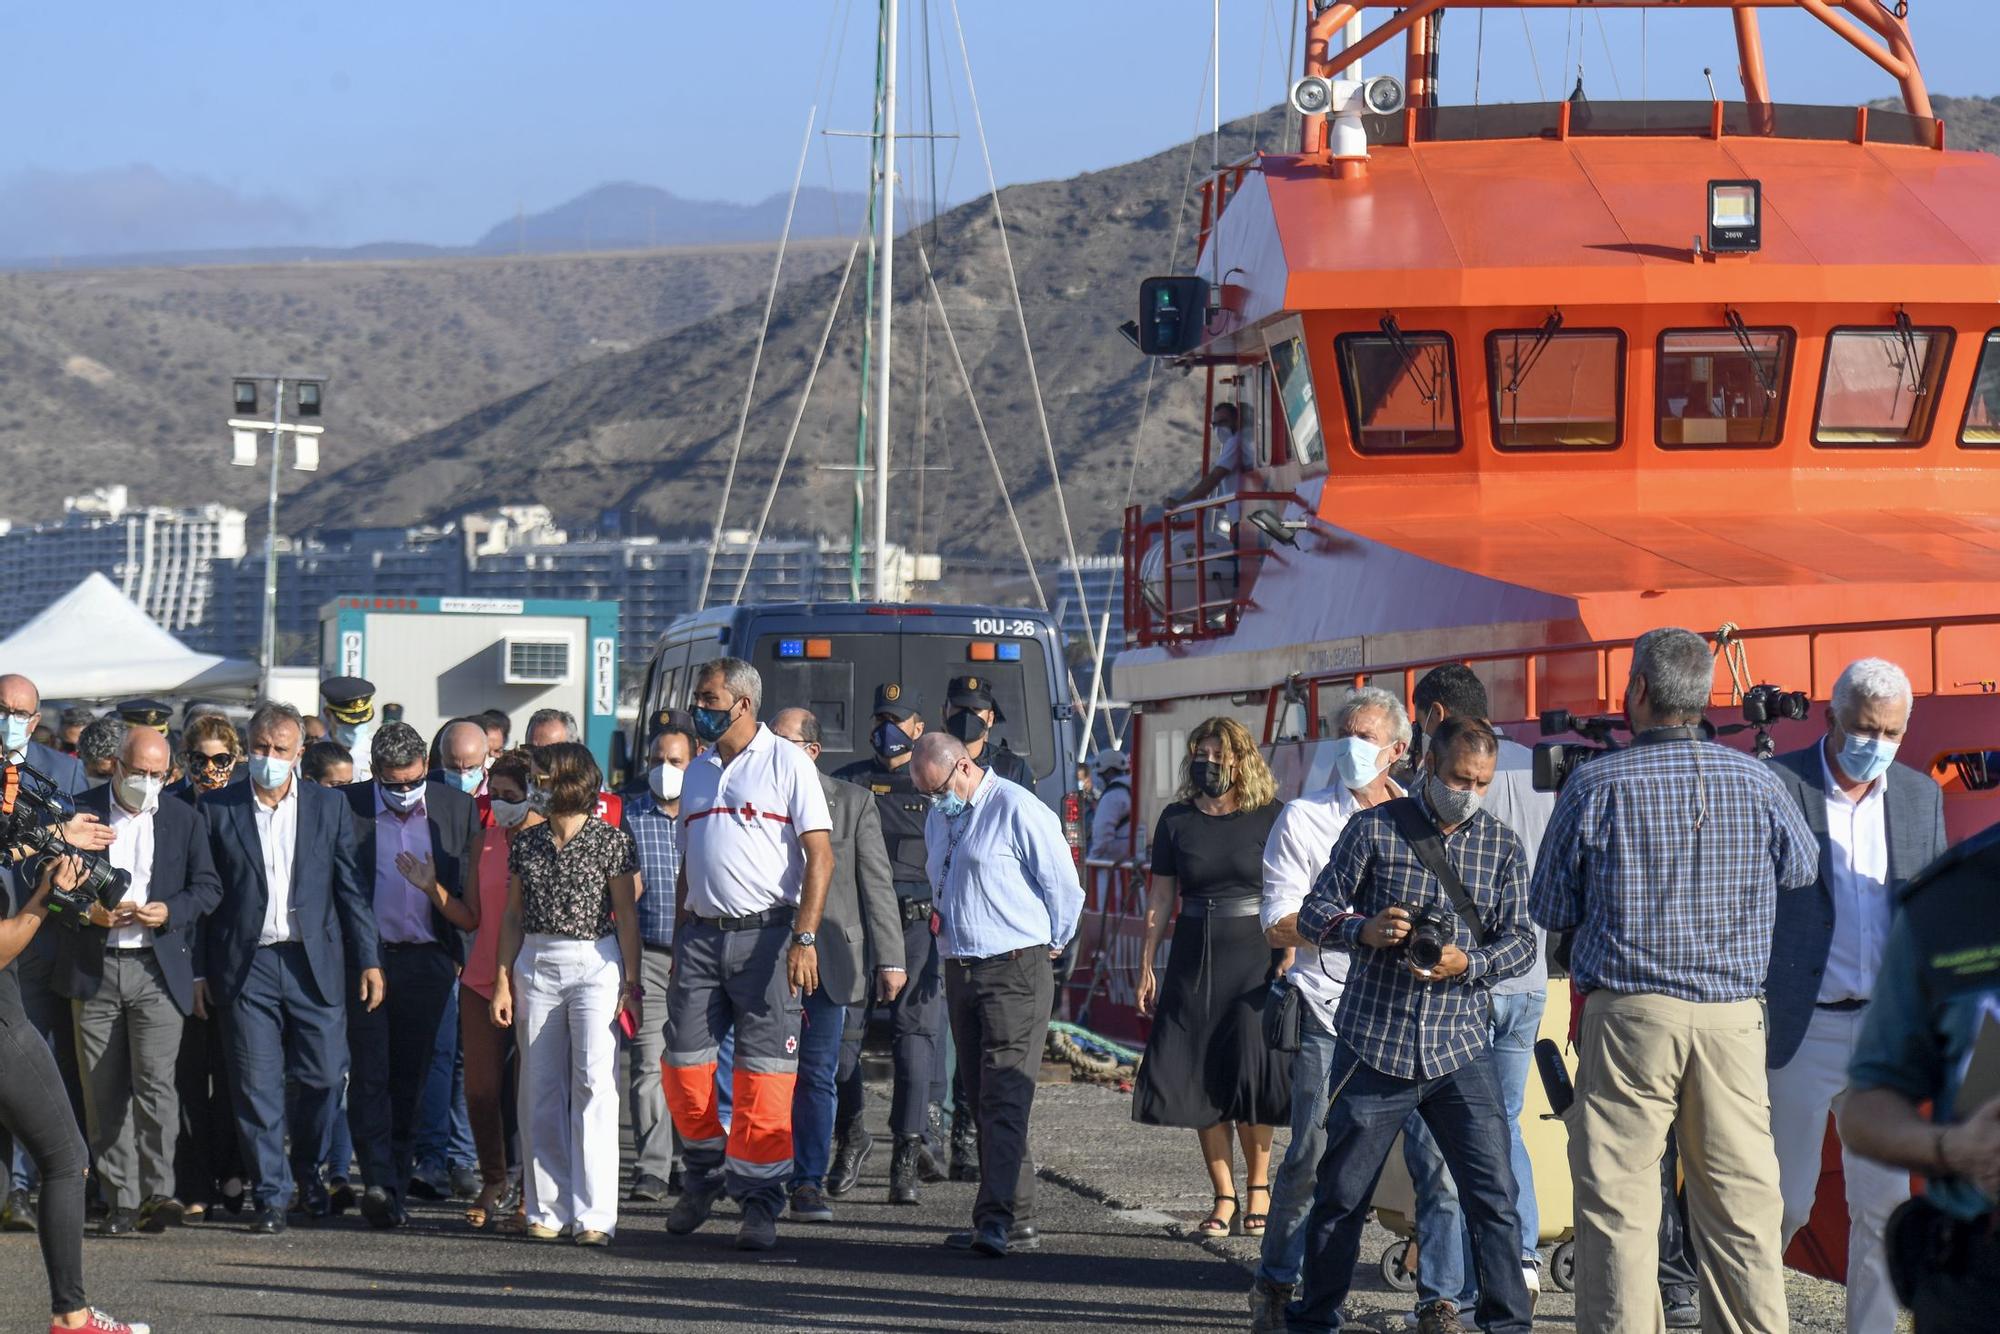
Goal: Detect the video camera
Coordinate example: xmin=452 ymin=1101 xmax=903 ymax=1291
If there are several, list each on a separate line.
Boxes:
xmin=1530 ymin=681 xmax=1812 ymax=792
xmin=0 ymin=762 xmax=130 ymax=927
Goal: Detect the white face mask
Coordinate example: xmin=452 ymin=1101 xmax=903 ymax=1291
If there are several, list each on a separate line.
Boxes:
xmin=382 ymin=784 xmax=425 ymax=813
xmin=490 ymin=797 xmax=531 ymax=828
xmin=649 ymin=763 xmax=684 ymax=803
xmin=115 ymin=771 xmax=163 ymax=814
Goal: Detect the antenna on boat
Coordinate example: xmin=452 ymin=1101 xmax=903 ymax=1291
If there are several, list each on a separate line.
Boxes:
xmin=1703 ymin=66 xmax=1720 ymax=102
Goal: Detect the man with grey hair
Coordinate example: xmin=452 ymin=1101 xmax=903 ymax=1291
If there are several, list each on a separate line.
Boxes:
xmin=1531 ymin=627 xmax=1818 ymax=1333
xmin=524 ymin=709 xmax=579 ymax=747
xmin=1764 ymin=657 xmax=1945 ymax=1334
xmin=78 ymin=716 xmax=126 ymax=782
xmin=1251 ymin=684 xmax=1411 ymax=1327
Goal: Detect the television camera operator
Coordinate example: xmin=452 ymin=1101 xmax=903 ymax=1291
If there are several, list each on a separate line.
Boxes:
xmin=1528 ymin=627 xmax=1817 ymax=1334
xmin=1 ymin=749 xmax=153 ymax=1333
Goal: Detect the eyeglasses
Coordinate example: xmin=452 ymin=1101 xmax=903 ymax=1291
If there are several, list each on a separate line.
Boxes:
xmin=379 ymin=776 xmax=425 ymax=794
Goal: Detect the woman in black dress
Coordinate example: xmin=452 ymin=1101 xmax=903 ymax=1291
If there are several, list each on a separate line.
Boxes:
xmin=1132 ymin=715 xmax=1287 ymax=1238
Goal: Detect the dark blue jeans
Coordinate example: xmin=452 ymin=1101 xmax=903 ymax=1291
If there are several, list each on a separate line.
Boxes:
xmin=1286 ymin=1044 xmax=1532 ymax=1334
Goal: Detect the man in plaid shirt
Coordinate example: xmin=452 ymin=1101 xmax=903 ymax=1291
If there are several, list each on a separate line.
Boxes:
xmin=1530 ymin=627 xmax=1816 ymax=1334
xmin=1287 ymin=717 xmax=1536 ymax=1334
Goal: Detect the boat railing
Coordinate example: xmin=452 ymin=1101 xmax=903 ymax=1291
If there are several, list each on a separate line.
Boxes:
xmin=1260 ymin=612 xmax=2000 ymax=741
xmin=1121 ymin=490 xmax=1299 ymax=646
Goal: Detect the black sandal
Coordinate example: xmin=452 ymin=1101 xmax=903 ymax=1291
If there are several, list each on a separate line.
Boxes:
xmin=1197 ymin=1193 xmax=1237 ymax=1237
xmin=1241 ymin=1183 xmax=1270 ymax=1237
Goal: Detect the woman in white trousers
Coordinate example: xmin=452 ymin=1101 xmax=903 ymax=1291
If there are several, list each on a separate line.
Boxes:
xmin=490 ymin=743 xmax=641 ymax=1245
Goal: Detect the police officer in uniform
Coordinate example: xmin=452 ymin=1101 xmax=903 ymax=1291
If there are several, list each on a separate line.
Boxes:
xmin=319 ymin=677 xmax=378 ymax=783
xmin=115 ymin=699 xmax=173 ymax=736
xmin=830 ymin=683 xmax=949 ymax=1200
xmin=1841 ymin=828 xmax=2000 ymax=1331
xmin=944 ymin=676 xmax=1031 ymax=788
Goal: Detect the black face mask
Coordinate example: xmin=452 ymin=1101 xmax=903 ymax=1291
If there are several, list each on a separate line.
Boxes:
xmin=1189 ymin=759 xmax=1231 ymax=798
xmin=946 ymin=710 xmax=988 ymax=744
xmin=871 ymin=719 xmax=913 ymax=760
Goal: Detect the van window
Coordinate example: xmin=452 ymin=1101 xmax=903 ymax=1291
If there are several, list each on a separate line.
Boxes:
xmin=1657 ymin=328 xmax=1792 ymax=447
xmin=1960 ymin=331 xmax=2000 ymax=447
xmin=1815 ymin=326 xmax=1952 ymax=446
xmin=1336 ymin=329 xmax=1461 ymax=453
xmin=1488 ymin=329 xmax=1624 ymax=449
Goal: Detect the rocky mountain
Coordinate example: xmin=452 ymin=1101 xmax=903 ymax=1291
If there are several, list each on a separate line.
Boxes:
xmin=0 ymin=240 xmax=846 ymax=525
xmin=472 ymin=182 xmax=870 ymax=254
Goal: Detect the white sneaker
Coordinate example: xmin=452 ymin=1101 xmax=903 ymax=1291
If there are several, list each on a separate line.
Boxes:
xmin=1523 ymin=1263 xmax=1541 ymax=1294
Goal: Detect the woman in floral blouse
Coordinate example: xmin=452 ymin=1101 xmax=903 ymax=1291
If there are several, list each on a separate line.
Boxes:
xmin=489 ymin=743 xmax=641 ymax=1245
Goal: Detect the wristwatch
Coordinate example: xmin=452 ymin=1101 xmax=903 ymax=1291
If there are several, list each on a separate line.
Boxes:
xmin=792 ymin=931 xmax=817 ymax=948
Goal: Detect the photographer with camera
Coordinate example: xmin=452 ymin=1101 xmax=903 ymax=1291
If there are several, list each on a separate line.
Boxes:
xmin=1529 ymin=627 xmax=1818 ymax=1334
xmin=0 ymin=846 xmax=153 ymax=1331
xmin=1285 ymin=716 xmax=1537 ymax=1334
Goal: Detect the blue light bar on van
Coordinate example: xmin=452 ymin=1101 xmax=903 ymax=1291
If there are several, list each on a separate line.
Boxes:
xmin=996 ymin=642 xmax=1022 ymax=662
xmin=777 ymin=638 xmax=806 ymax=658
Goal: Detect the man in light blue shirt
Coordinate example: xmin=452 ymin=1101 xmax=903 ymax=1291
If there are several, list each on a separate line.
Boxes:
xmin=912 ymin=733 xmax=1081 ymax=1258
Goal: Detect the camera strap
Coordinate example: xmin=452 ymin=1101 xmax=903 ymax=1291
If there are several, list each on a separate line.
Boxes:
xmin=1384 ymin=797 xmax=1488 ymax=946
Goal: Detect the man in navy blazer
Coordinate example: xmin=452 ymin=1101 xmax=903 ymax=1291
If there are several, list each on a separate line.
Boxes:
xmin=53 ymin=726 xmax=222 ymax=1234
xmin=338 ymin=721 xmax=480 ymax=1227
xmin=199 ymin=701 xmax=381 ymax=1235
xmin=1764 ymin=657 xmax=1947 ymax=1334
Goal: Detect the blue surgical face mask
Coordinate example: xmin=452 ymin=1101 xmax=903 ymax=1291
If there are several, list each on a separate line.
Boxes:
xmin=929 ymin=764 xmax=970 ymax=818
xmin=691 ymin=703 xmax=736 ymax=744
xmin=249 ymin=754 xmax=294 ymax=792
xmin=1837 ymin=731 xmax=1898 ymax=785
xmin=1332 ymin=734 xmax=1387 ymax=790
xmin=445 ymin=767 xmax=483 ymax=795
xmin=333 ymin=719 xmax=373 ymax=752
xmin=0 ymin=714 xmax=30 ymax=756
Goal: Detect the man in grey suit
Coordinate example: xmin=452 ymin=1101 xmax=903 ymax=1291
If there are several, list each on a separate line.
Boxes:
xmin=770 ymin=708 xmax=904 ymax=1222
xmin=1765 ymin=656 xmax=1947 ymax=1334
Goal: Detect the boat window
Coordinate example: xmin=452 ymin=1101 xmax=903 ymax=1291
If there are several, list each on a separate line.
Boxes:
xmin=1962 ymin=331 xmax=2000 ymax=447
xmin=1336 ymin=328 xmax=1461 ymax=453
xmin=1656 ymin=328 xmax=1792 ymax=448
xmin=1487 ymin=329 xmax=1624 ymax=450
xmin=1268 ymin=335 xmax=1324 ymax=465
xmin=1815 ymin=326 xmax=1952 ymax=446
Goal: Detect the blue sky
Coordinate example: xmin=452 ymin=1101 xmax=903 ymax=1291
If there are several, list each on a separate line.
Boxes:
xmin=0 ymin=0 xmax=1992 ymax=253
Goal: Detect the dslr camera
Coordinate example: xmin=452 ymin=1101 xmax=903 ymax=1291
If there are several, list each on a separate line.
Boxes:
xmin=1741 ymin=684 xmax=1809 ymax=727
xmin=1398 ymin=902 xmax=1459 ymax=971
xmin=1 ymin=762 xmax=131 ymax=927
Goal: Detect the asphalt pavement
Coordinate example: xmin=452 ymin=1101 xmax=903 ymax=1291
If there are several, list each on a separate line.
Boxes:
xmin=0 ymin=1074 xmax=1861 ymax=1333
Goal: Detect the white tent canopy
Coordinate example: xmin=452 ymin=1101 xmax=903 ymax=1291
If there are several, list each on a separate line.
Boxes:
xmin=0 ymin=573 xmax=260 ymax=701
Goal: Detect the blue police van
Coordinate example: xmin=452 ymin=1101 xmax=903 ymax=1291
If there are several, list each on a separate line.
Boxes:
xmin=626 ymin=602 xmax=1079 ymax=817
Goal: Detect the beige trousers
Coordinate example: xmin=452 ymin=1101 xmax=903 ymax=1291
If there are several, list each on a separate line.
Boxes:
xmin=1569 ymin=991 xmax=1789 ymax=1334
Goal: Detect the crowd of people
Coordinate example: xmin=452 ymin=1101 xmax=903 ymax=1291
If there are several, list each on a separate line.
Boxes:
xmin=0 ymin=658 xmax=1083 ymax=1332
xmin=1114 ymin=630 xmax=1996 ymax=1334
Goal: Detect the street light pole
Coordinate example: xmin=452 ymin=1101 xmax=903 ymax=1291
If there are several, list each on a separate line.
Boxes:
xmin=261 ymin=376 xmax=286 ymax=684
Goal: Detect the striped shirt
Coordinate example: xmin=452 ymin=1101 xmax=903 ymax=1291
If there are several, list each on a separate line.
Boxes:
xmin=1528 ymin=734 xmax=1817 ymax=1003
xmin=624 ymin=791 xmax=683 ymax=947
xmin=1298 ymin=787 xmax=1535 ymax=1080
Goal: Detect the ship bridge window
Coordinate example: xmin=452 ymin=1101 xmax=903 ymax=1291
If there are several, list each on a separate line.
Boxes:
xmin=1487 ymin=329 xmax=1624 ymax=450
xmin=1268 ymin=335 xmax=1324 ymax=465
xmin=1336 ymin=326 xmax=1461 ymax=453
xmin=1815 ymin=325 xmax=1953 ymax=447
xmin=1657 ymin=327 xmax=1793 ymax=448
xmin=1961 ymin=331 xmax=2000 ymax=447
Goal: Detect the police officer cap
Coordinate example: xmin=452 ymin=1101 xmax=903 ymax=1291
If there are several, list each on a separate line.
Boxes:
xmin=319 ymin=675 xmax=377 ymax=725
xmin=1092 ymin=748 xmax=1129 ymax=776
xmin=947 ymin=675 xmax=1005 ymax=724
xmin=872 ymin=683 xmax=920 ymax=721
xmin=116 ymin=698 xmax=172 ymax=732
xmin=650 ymin=707 xmax=697 ymax=737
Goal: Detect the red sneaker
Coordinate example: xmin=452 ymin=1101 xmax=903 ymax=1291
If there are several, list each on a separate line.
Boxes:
xmin=51 ymin=1311 xmax=151 ymax=1334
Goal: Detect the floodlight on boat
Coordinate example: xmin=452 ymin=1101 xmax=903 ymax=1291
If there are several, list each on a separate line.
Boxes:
xmin=1362 ymin=75 xmax=1405 ymax=116
xmin=1707 ymin=179 xmax=1762 ymax=254
xmin=1289 ymin=75 xmax=1335 ymax=117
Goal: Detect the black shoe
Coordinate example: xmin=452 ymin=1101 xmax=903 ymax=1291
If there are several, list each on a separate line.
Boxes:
xmin=1248 ymin=1275 xmax=1295 ymax=1334
xmin=665 ymin=1179 xmax=726 ymax=1236
xmin=406 ymin=1169 xmax=449 ymax=1202
xmin=665 ymin=1164 xmax=685 ymax=1196
xmin=949 ymin=1106 xmax=980 ymax=1183
xmin=1 ymin=1188 xmax=35 ymax=1233
xmin=358 ymin=1185 xmax=405 ymax=1229
xmin=448 ymin=1163 xmax=480 ymax=1200
xmin=826 ymin=1129 xmax=874 ymax=1198
xmin=248 ymin=1205 xmax=286 ymax=1235
xmin=327 ymin=1180 xmax=355 ymax=1215
xmin=137 ymin=1196 xmax=185 ymax=1233
xmin=970 ymin=1219 xmax=1012 ymax=1257
xmin=98 ymin=1208 xmax=139 ymax=1238
xmin=1664 ymin=1294 xmax=1702 ymax=1329
xmin=888 ymin=1136 xmax=921 ymax=1206
xmin=629 ymin=1172 xmax=670 ymax=1203
xmin=944 ymin=1222 xmax=1039 ymax=1253
xmin=295 ymin=1179 xmax=330 ymax=1220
